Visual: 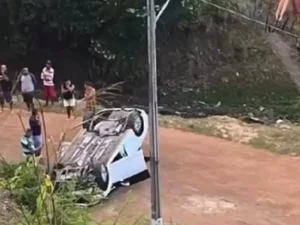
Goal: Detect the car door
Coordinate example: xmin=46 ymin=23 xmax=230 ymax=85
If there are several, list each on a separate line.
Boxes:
xmin=108 ymin=134 xmax=147 ymax=183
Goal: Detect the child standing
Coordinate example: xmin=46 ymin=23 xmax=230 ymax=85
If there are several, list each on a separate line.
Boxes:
xmin=21 ymin=128 xmax=41 ymax=159
xmin=29 ymin=108 xmax=43 ymax=151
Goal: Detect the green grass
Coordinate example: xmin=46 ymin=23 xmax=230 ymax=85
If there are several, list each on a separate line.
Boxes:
xmin=159 ymin=20 xmax=300 ymax=121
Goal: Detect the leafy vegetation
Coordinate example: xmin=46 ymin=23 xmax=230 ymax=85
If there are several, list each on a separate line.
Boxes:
xmin=0 ymin=157 xmax=91 ymax=225
xmin=157 ymin=18 xmax=300 ymax=121
xmin=0 ymin=156 xmax=171 ymax=225
xmin=2 ymin=0 xmax=300 ymax=119
xmin=0 ymin=0 xmax=235 ymax=58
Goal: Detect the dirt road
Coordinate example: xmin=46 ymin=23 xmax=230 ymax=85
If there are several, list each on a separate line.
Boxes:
xmin=1 ymin=110 xmax=300 ymax=224
xmin=0 ymin=110 xmax=78 ymax=161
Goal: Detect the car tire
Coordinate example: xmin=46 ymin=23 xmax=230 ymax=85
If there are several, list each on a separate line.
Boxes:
xmin=82 ymin=111 xmax=95 ymax=130
xmin=92 ymin=163 xmax=109 ymax=191
xmin=127 ymin=112 xmax=144 ymax=136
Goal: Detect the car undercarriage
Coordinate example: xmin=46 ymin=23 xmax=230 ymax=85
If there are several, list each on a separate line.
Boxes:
xmin=51 ymin=108 xmax=149 ymax=206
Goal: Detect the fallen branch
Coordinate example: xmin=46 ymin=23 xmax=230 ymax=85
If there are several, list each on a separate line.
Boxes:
xmin=156 ymin=0 xmax=171 ymax=23
xmin=34 ymin=98 xmax=51 ymax=175
xmin=16 ymin=110 xmax=26 ymax=132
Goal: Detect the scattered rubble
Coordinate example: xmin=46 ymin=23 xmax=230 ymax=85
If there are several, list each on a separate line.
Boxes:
xmin=0 ymin=189 xmax=16 ymax=224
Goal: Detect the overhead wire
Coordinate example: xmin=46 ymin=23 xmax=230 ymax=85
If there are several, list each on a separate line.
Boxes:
xmin=199 ymin=0 xmax=300 ymax=39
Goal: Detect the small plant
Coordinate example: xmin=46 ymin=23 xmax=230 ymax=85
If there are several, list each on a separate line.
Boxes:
xmin=0 ymin=156 xmax=91 ymax=225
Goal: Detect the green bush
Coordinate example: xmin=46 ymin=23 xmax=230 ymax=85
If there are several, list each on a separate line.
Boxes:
xmin=0 ymin=157 xmax=91 ymax=225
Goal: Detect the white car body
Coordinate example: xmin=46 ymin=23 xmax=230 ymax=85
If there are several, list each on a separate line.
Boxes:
xmin=54 ymin=108 xmax=149 ymax=197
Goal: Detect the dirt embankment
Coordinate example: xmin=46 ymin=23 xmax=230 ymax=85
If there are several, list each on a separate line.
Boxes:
xmin=160 ymin=115 xmax=300 ymax=155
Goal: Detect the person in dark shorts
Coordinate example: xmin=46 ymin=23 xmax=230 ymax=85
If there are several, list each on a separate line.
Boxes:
xmin=18 ymin=67 xmax=37 ymax=111
xmin=29 ymin=108 xmax=43 ymax=150
xmin=21 ymin=128 xmax=41 ymax=159
xmin=0 ymin=65 xmax=13 ymax=112
xmin=61 ymin=79 xmax=76 ymax=119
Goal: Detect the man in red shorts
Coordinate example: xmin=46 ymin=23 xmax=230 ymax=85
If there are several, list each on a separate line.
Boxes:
xmin=41 ymin=60 xmax=56 ymax=106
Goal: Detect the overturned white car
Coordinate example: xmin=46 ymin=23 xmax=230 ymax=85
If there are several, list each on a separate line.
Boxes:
xmin=52 ymin=108 xmax=150 ymax=204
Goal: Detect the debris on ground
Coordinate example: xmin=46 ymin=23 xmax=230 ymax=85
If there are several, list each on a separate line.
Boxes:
xmin=0 ymin=189 xmax=16 ymax=224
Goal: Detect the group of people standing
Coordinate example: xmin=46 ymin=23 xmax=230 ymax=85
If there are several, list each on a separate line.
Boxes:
xmin=20 ymin=80 xmax=97 ymax=159
xmin=0 ymin=60 xmax=97 ymax=120
xmin=19 ymin=60 xmax=57 ymax=111
xmin=0 ymin=60 xmax=57 ymax=113
xmin=0 ymin=60 xmax=98 ymax=159
xmin=14 ymin=60 xmax=97 ymax=159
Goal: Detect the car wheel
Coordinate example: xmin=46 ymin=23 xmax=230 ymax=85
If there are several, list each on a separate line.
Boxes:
xmin=82 ymin=111 xmax=95 ymax=130
xmin=93 ymin=163 xmax=109 ymax=191
xmin=127 ymin=112 xmax=144 ymax=136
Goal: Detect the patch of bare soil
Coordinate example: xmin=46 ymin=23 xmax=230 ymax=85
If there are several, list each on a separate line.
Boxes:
xmin=160 ymin=115 xmax=300 ymax=155
xmin=160 ymin=115 xmax=258 ymax=143
xmin=0 ymin=108 xmax=80 ymax=161
xmin=92 ymin=127 xmax=300 ymax=225
xmin=181 ymin=195 xmax=237 ymax=214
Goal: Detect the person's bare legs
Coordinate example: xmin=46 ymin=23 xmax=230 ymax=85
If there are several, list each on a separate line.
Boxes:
xmin=0 ymin=102 xmax=3 ymax=113
xmin=25 ymin=102 xmax=31 ymax=111
xmin=66 ymin=106 xmax=71 ymax=119
xmin=50 ymin=86 xmax=55 ymax=106
xmin=0 ymin=94 xmax=4 ymax=113
xmin=70 ymin=106 xmax=76 ymax=119
xmin=5 ymin=92 xmax=13 ymax=112
xmin=44 ymin=86 xmax=49 ymax=107
xmin=44 ymin=98 xmax=49 ymax=107
xmin=9 ymin=101 xmax=13 ymax=112
xmin=51 ymin=95 xmax=54 ymax=106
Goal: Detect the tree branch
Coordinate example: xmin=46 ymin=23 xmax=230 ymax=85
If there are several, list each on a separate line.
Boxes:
xmin=155 ymin=0 xmax=171 ymax=23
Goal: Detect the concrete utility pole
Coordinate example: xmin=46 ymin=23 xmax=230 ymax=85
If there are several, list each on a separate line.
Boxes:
xmin=146 ymin=0 xmax=170 ymax=224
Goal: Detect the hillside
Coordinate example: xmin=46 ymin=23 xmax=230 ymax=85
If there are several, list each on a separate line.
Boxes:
xmin=1 ymin=0 xmax=300 ymax=119
xmin=150 ymin=1 xmax=300 ymax=121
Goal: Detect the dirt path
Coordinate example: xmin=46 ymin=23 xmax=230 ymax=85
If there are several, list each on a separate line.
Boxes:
xmin=1 ymin=110 xmax=300 ymax=224
xmin=93 ymin=131 xmax=300 ymax=225
xmin=0 ymin=110 xmax=78 ymax=161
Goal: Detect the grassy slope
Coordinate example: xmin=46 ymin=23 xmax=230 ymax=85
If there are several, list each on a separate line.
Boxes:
xmin=158 ymin=18 xmax=300 ymax=120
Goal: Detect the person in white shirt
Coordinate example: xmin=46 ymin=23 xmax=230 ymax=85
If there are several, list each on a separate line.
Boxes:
xmin=61 ymin=79 xmax=76 ymax=119
xmin=41 ymin=60 xmax=56 ymax=106
xmin=18 ymin=67 xmax=36 ymax=111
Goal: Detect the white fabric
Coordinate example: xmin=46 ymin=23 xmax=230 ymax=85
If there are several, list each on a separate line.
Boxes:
xmin=41 ymin=67 xmax=54 ymax=86
xmin=21 ymin=75 xmax=35 ymax=92
xmin=63 ymin=98 xmax=76 ymax=107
